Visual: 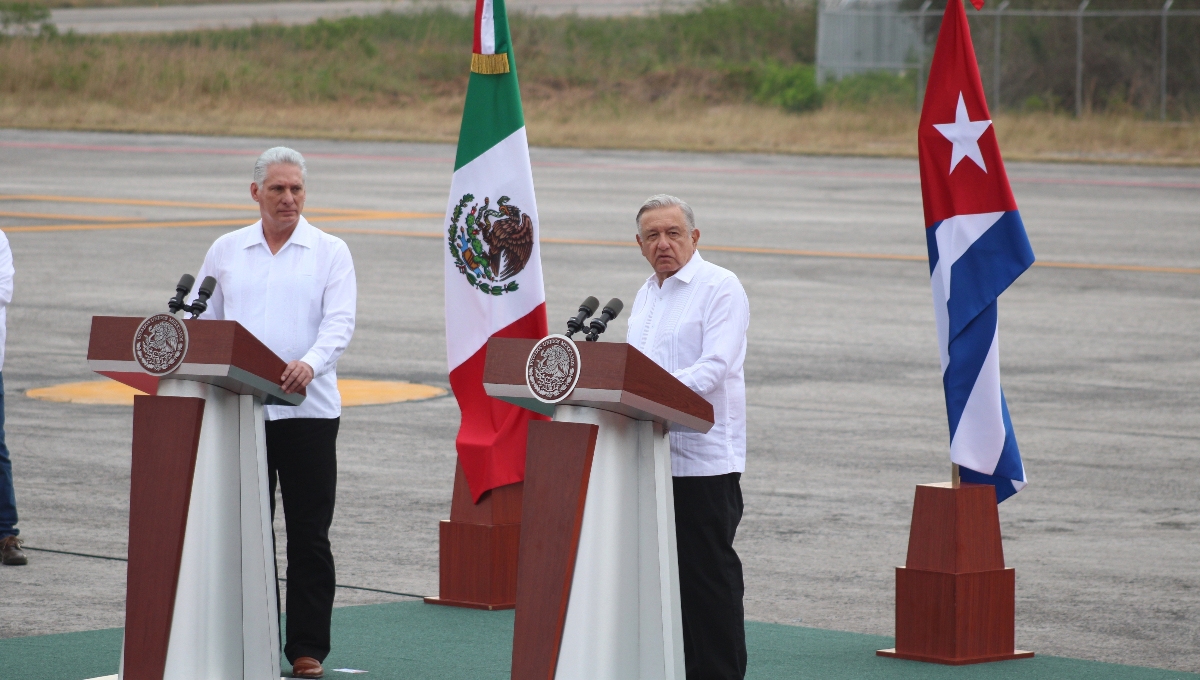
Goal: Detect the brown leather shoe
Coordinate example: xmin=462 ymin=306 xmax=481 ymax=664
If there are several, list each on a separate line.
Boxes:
xmin=0 ymin=536 xmax=26 ymax=566
xmin=290 ymin=657 xmax=324 ymax=679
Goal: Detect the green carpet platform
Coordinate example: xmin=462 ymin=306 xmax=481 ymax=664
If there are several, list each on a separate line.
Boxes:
xmin=2 ymin=601 xmax=1193 ymax=680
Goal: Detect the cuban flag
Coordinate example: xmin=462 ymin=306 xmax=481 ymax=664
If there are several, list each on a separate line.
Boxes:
xmin=919 ymin=0 xmax=1035 ymax=502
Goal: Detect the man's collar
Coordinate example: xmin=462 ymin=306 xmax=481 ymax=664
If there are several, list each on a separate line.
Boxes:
xmin=645 ymin=250 xmax=705 ymax=289
xmin=243 ymin=216 xmax=315 ymax=251
xmin=672 ymin=250 xmax=704 ymax=284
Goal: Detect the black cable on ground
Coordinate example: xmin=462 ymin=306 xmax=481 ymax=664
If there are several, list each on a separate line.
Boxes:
xmin=23 ymin=546 xmax=428 ymax=600
xmin=23 ymin=546 xmax=128 ymax=562
xmin=281 ymin=579 xmax=425 ymax=600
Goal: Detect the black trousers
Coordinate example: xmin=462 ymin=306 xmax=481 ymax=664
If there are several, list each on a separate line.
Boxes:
xmin=673 ymin=473 xmax=747 ymax=680
xmin=266 ymin=417 xmax=339 ymax=664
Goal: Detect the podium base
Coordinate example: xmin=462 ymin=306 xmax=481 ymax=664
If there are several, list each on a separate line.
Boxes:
xmin=876 ymin=648 xmax=1034 ymax=665
xmin=423 ymin=596 xmax=514 ymax=611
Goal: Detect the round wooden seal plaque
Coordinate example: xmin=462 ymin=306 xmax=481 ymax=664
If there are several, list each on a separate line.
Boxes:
xmin=525 ymin=334 xmax=581 ymax=404
xmin=133 ymin=313 xmax=189 ymax=376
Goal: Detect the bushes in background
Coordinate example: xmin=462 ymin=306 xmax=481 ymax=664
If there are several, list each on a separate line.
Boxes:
xmin=753 ymin=67 xmax=917 ymax=112
xmin=0 ymin=1 xmax=819 ymax=108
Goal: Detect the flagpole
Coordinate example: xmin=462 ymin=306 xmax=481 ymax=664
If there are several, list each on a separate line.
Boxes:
xmin=951 ymin=463 xmax=961 ymax=488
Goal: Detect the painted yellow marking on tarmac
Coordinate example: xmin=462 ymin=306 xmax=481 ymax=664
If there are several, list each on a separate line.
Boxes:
xmin=3 ymin=213 xmax=441 ymax=233
xmin=308 ymin=213 xmax=441 ymax=222
xmin=324 ymin=228 xmax=443 ymax=238
xmin=7 ymin=195 xmax=1193 ymax=276
xmin=337 ymin=379 xmax=447 ymax=406
xmin=27 ymin=379 xmax=446 ymax=406
xmin=6 ymin=218 xmax=254 ymax=233
xmin=1029 ymin=260 xmax=1200 ymax=275
xmin=26 ymin=380 xmax=144 ymax=405
xmin=0 ymin=194 xmax=259 ymax=211
xmin=318 ymin=228 xmax=1200 ymax=276
xmin=0 ymin=194 xmax=440 ymax=218
xmin=0 ymin=210 xmax=145 ymax=222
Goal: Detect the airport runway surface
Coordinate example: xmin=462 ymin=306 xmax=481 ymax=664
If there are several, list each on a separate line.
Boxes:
xmin=0 ymin=129 xmax=1197 ymax=672
xmin=47 ymin=0 xmax=693 ymax=35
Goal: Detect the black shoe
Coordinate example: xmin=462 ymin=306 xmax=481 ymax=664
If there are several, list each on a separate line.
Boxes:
xmin=1 ymin=535 xmax=27 ymax=565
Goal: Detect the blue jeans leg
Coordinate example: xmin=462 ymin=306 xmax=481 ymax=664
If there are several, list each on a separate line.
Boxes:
xmin=0 ymin=372 xmax=18 ymax=538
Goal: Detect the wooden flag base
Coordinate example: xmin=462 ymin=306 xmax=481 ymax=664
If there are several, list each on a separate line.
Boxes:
xmin=876 ymin=647 xmax=1034 ymax=666
xmin=877 ymin=482 xmax=1034 ymax=665
xmin=424 ymin=462 xmax=521 ymax=611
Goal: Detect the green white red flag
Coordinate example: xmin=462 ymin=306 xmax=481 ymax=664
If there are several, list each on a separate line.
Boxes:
xmin=444 ymin=0 xmax=548 ymax=502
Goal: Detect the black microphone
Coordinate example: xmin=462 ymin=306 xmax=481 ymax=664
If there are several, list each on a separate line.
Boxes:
xmin=189 ymin=276 xmax=217 ymax=318
xmin=585 ymin=298 xmax=624 ymax=342
xmin=565 ymin=296 xmax=600 ymax=338
xmin=168 ymin=274 xmax=195 ymax=314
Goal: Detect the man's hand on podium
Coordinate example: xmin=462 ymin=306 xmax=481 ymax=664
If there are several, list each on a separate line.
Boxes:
xmin=281 ymin=360 xmax=314 ymax=394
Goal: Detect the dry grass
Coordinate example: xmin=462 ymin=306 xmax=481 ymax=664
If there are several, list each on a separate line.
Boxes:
xmin=2 ymin=94 xmax=1198 ymax=164
xmin=0 ymin=6 xmax=1196 ymax=164
xmin=18 ymin=0 xmax=302 ymax=8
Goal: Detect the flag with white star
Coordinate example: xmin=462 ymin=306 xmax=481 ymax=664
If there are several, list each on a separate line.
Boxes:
xmin=918 ymin=0 xmax=1035 ymax=502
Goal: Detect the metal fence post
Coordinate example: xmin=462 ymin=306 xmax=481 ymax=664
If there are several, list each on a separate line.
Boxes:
xmin=993 ymin=1 xmax=1009 ymax=112
xmin=917 ymin=0 xmax=932 ymax=109
xmin=1161 ymin=0 xmax=1173 ymax=120
xmin=1075 ymin=0 xmax=1089 ymax=117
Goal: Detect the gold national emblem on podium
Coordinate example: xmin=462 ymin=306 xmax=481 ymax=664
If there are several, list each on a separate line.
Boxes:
xmin=448 ymin=193 xmax=533 ymax=296
xmin=133 ymin=313 xmax=189 ymax=376
xmin=526 ymin=334 xmax=580 ymax=403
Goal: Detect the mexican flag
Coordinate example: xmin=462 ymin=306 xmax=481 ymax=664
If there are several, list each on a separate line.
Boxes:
xmin=444 ymin=0 xmax=548 ymax=502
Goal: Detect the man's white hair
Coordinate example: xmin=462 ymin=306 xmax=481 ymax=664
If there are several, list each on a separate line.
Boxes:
xmin=636 ymin=194 xmax=695 ymax=235
xmin=253 ymin=147 xmax=307 ymax=188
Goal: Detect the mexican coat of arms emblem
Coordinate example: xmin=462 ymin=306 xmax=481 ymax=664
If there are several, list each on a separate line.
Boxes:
xmin=525 ymin=334 xmax=581 ymax=404
xmin=448 ymin=194 xmax=534 ymax=295
xmin=133 ymin=313 xmax=189 ymax=376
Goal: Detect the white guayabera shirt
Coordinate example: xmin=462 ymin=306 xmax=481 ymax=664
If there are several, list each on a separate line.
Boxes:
xmin=0 ymin=231 xmax=12 ymax=372
xmin=626 ymin=251 xmax=750 ymax=477
xmin=196 ymin=217 xmax=357 ymax=421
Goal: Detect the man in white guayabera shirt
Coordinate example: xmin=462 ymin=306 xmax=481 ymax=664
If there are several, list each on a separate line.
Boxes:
xmin=626 ymin=194 xmax=750 ymax=680
xmin=195 ymin=147 xmax=356 ymax=680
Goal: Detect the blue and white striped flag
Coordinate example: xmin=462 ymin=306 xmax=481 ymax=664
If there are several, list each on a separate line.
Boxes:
xmin=918 ymin=0 xmax=1035 ymax=502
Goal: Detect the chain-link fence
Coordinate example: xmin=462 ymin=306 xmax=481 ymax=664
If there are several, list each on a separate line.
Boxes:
xmin=817 ymin=0 xmax=1200 ymax=118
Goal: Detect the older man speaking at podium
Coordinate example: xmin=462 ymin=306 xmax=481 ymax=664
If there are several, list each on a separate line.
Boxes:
xmin=626 ymin=194 xmax=751 ymax=680
xmin=195 ymin=147 xmax=357 ymax=679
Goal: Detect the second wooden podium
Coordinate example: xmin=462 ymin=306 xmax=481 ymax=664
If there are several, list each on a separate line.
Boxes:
xmin=88 ymin=315 xmax=303 ymax=680
xmin=484 ymin=337 xmax=714 ymax=680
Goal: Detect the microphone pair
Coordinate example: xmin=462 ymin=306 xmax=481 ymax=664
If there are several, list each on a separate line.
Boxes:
xmin=565 ymin=296 xmax=624 ymax=342
xmin=168 ymin=274 xmax=217 ymax=319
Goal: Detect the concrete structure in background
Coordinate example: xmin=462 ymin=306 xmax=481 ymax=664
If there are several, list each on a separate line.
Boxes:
xmin=815 ymin=0 xmax=923 ymax=86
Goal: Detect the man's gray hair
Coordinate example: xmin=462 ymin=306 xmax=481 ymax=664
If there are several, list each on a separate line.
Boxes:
xmin=636 ymin=194 xmax=695 ymax=234
xmin=253 ymin=147 xmax=307 ymax=188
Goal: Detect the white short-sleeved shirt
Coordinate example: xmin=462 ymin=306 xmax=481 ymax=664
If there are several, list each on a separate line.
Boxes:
xmin=196 ymin=217 xmax=356 ymax=420
xmin=626 ymin=251 xmax=749 ymax=477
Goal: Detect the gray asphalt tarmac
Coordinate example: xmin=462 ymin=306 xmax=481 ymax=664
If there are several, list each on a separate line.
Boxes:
xmin=47 ymin=0 xmax=693 ymax=35
xmin=0 ymin=129 xmax=1197 ymax=673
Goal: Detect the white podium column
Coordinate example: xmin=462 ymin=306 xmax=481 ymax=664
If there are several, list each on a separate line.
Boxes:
xmin=123 ymin=379 xmax=281 ymax=680
xmin=552 ymin=405 xmax=685 ymax=680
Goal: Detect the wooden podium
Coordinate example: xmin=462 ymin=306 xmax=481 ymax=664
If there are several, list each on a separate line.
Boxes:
xmin=483 ymin=338 xmax=714 ymax=680
xmin=88 ymin=316 xmax=304 ymax=680
xmin=877 ymin=482 xmax=1034 ymax=665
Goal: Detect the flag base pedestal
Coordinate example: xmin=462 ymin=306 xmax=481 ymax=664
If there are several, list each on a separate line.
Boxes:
xmin=877 ymin=482 xmax=1033 ymax=665
xmin=876 ymin=647 xmax=1034 ymax=666
xmin=424 ymin=462 xmax=521 ymax=611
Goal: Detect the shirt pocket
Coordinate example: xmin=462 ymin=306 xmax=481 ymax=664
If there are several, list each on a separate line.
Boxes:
xmin=674 ymin=316 xmax=704 ymax=363
xmin=284 ymin=249 xmax=320 ymax=350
